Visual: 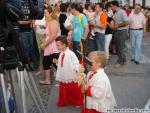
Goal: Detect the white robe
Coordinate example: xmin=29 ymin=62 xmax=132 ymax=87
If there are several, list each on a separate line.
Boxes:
xmin=86 ymin=68 xmax=117 ymax=112
xmin=56 ymin=48 xmax=79 ymax=83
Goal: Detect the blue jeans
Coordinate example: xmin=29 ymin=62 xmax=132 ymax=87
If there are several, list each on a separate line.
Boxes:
xmin=94 ymin=32 xmax=105 ymax=51
xmin=84 ymin=37 xmax=97 ymax=52
xmin=130 ymin=30 xmax=143 ymax=62
xmin=20 ymin=32 xmax=38 ymax=69
xmin=114 ymin=30 xmax=126 ymax=63
xmin=73 ymin=41 xmax=80 ymax=57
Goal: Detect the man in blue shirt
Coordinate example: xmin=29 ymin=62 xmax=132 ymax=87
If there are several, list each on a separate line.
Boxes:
xmin=110 ymin=1 xmax=129 ymax=68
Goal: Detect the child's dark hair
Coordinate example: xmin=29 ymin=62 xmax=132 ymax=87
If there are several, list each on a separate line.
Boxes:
xmin=90 ymin=4 xmax=95 ymax=11
xmin=86 ymin=3 xmax=95 ymax=11
xmin=71 ymin=3 xmax=83 ymax=13
xmin=96 ymin=3 xmax=104 ymax=9
xmin=85 ymin=3 xmax=90 ymax=10
xmin=60 ymin=3 xmax=68 ymax=12
xmin=56 ymin=36 xmax=68 ymax=46
xmin=110 ymin=1 xmax=119 ymax=7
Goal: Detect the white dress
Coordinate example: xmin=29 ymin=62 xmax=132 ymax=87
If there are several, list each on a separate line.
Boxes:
xmin=86 ymin=68 xmax=117 ymax=112
xmin=56 ymin=48 xmax=79 ymax=83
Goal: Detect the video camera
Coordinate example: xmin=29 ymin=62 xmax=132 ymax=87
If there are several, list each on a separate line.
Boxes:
xmin=5 ymin=0 xmax=45 ymax=20
xmin=76 ymin=50 xmax=92 ymax=66
xmin=0 ymin=0 xmax=45 ymax=70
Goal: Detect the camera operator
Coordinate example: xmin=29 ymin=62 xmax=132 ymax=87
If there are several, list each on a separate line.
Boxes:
xmin=18 ymin=20 xmax=38 ymax=70
xmin=0 ymin=0 xmax=6 ymax=26
xmin=0 ymin=0 xmax=7 ymax=42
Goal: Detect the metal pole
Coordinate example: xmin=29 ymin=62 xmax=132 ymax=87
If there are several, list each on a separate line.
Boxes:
xmin=15 ymin=68 xmax=23 ymax=113
xmin=8 ymin=70 xmax=19 ymax=113
xmin=20 ymin=70 xmax=27 ymax=113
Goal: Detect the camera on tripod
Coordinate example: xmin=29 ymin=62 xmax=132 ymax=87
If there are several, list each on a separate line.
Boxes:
xmin=0 ymin=1 xmax=47 ymax=113
xmin=0 ymin=0 xmax=45 ymax=69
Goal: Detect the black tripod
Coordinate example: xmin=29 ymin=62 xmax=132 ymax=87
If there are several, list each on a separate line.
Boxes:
xmin=0 ymin=46 xmax=46 ymax=113
xmin=14 ymin=62 xmax=47 ymax=113
xmin=0 ymin=64 xmax=11 ymax=113
xmin=0 ymin=44 xmax=18 ymax=113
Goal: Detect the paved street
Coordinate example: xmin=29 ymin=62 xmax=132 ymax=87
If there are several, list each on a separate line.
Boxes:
xmin=106 ymin=32 xmax=150 ymax=110
xmin=27 ymin=32 xmax=150 ymax=113
xmin=44 ymin=32 xmax=150 ymax=113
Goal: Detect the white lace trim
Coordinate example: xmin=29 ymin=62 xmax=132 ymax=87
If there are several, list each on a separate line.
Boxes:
xmin=86 ymin=104 xmax=107 ymax=112
xmin=56 ymin=79 xmax=77 ymax=84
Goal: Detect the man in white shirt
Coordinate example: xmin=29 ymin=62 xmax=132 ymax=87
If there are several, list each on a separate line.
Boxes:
xmin=129 ymin=4 xmax=146 ymax=64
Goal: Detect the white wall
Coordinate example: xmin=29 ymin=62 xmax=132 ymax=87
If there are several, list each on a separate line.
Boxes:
xmin=135 ymin=0 xmax=142 ymax=5
xmin=107 ymin=0 xmax=149 ymax=7
xmin=50 ymin=0 xmax=55 ymax=5
xmin=50 ymin=0 xmax=150 ymax=6
xmin=129 ymin=0 xmax=133 ymax=6
xmin=134 ymin=0 xmax=150 ymax=7
xmin=146 ymin=0 xmax=150 ymax=7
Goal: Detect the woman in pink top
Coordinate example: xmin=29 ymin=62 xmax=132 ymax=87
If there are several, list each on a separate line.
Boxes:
xmin=40 ymin=6 xmax=60 ymax=85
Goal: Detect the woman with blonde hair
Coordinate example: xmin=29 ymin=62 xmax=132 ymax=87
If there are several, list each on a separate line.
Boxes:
xmin=40 ymin=6 xmax=60 ymax=85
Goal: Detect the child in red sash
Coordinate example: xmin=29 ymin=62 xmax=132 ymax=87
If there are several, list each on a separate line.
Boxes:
xmin=78 ymin=51 xmax=117 ymax=113
xmin=55 ymin=36 xmax=83 ymax=107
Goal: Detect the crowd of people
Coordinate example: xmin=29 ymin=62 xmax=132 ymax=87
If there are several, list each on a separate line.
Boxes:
xmin=18 ymin=0 xmax=149 ymax=113
xmin=143 ymin=6 xmax=150 ymax=31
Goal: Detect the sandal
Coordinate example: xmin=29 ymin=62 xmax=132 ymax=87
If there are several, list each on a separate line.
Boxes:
xmin=35 ymin=71 xmax=42 ymax=76
xmin=39 ymin=81 xmax=50 ymax=85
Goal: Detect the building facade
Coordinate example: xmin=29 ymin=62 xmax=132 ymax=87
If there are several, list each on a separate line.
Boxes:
xmin=123 ymin=0 xmax=150 ymax=7
xmin=50 ymin=0 xmax=150 ymax=7
xmin=107 ymin=0 xmax=150 ymax=7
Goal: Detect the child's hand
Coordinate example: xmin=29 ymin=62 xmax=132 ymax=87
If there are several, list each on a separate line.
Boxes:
xmin=77 ymin=65 xmax=86 ymax=86
xmin=53 ymin=59 xmax=58 ymax=64
xmin=65 ymin=25 xmax=72 ymax=30
xmin=81 ymin=83 xmax=89 ymax=93
xmin=90 ymin=22 xmax=96 ymax=26
xmin=40 ymin=43 xmax=45 ymax=50
xmin=77 ymin=73 xmax=84 ymax=86
xmin=78 ymin=64 xmax=85 ymax=73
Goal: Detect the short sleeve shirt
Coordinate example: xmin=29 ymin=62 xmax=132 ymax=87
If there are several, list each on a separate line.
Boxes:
xmin=114 ymin=9 xmax=128 ymax=30
xmin=72 ymin=14 xmax=88 ymax=42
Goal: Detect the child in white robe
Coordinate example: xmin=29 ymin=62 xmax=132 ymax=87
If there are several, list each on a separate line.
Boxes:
xmin=55 ymin=36 xmax=83 ymax=107
xmin=78 ymin=51 xmax=117 ymax=113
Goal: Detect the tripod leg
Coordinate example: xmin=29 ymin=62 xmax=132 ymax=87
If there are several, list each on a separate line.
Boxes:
xmin=20 ymin=70 xmax=27 ymax=113
xmin=0 ymin=73 xmax=10 ymax=113
xmin=23 ymin=70 xmax=43 ymax=113
xmin=16 ymin=68 xmax=21 ymax=90
xmin=25 ymin=70 xmax=47 ymax=113
xmin=9 ymin=69 xmax=22 ymax=113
